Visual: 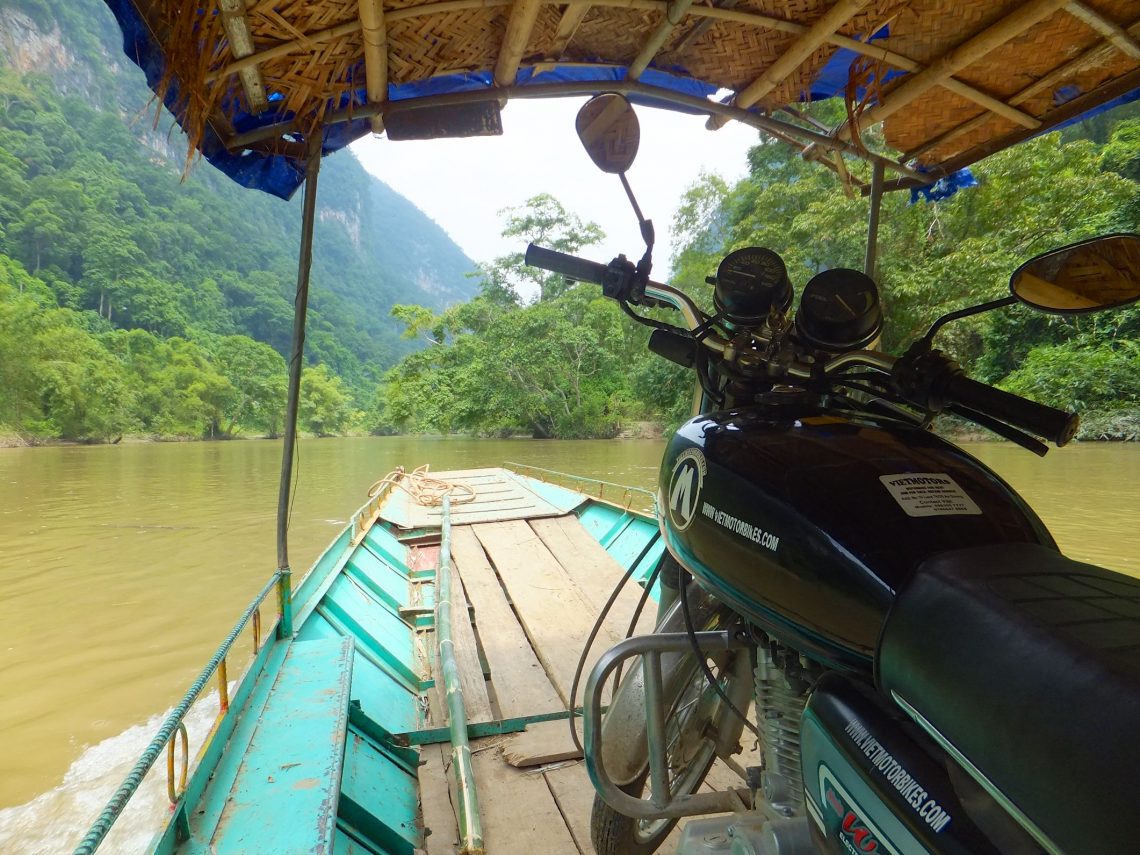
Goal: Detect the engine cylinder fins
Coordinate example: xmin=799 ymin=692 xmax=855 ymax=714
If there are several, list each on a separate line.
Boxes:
xmin=755 ymin=648 xmax=811 ymax=817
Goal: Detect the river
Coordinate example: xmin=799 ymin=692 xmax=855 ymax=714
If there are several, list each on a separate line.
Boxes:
xmin=1 ymin=436 xmax=1137 ymax=849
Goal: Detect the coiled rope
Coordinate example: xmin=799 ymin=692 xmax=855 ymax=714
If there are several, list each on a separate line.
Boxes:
xmin=368 ymin=463 xmax=477 ymax=507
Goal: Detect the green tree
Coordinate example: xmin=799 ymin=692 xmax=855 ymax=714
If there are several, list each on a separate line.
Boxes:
xmin=33 ymin=323 xmax=135 ymax=439
xmin=211 ymin=335 xmax=288 ymax=436
xmin=480 ymin=193 xmax=605 ymax=303
xmin=301 ymin=364 xmax=352 ymax=436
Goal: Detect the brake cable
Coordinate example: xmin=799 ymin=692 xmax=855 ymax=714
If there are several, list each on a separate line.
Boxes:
xmin=567 ymin=555 xmax=666 ymax=754
xmin=619 ymin=300 xmax=681 ymax=333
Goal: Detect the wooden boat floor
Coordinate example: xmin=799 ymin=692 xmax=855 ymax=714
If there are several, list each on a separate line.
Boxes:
xmin=380 ymin=468 xmax=587 ymax=530
xmin=416 ymin=514 xmax=754 ymax=853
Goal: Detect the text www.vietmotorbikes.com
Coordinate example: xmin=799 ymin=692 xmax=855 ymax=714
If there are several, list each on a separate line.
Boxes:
xmin=700 ymin=501 xmax=780 ymax=552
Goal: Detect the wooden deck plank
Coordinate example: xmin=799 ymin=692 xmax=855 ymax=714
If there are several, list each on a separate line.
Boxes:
xmin=472 ymin=520 xmax=625 ymax=706
xmin=418 ymin=743 xmax=459 ymax=854
xmin=502 ymin=719 xmax=582 ymax=768
xmin=471 ymin=740 xmax=580 ymax=855
xmin=450 ymin=526 xmax=564 ymax=719
xmin=441 ymin=557 xmax=494 ymax=725
xmin=530 ymin=515 xmax=657 ymax=638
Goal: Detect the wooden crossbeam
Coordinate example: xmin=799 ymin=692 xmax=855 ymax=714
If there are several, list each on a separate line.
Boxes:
xmin=495 ymin=0 xmax=544 ymax=86
xmin=1066 ymin=1 xmax=1140 ymax=59
xmin=709 ymin=0 xmax=869 ymax=130
xmin=358 ymin=0 xmax=388 ymax=134
xmin=905 ymin=16 xmax=1140 ymax=161
xmin=834 ymin=0 xmax=1071 ymax=143
xmin=550 ymin=2 xmax=592 ymax=57
xmin=219 ymin=0 xmax=268 ymax=113
xmin=628 ymin=0 xmax=696 ymax=80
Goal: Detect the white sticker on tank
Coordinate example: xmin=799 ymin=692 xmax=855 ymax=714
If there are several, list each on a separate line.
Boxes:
xmin=879 ymin=473 xmax=982 ymax=517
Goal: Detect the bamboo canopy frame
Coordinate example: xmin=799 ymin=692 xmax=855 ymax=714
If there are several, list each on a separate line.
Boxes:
xmin=111 ymin=0 xmax=1140 ymax=194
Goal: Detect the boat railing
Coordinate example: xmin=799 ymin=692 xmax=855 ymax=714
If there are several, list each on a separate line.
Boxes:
xmin=504 ymin=461 xmax=658 ymax=517
xmin=73 ymin=571 xmax=281 ymax=855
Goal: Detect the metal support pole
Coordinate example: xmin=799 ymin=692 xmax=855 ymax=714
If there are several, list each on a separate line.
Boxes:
xmin=275 ymin=139 xmax=322 ymax=639
xmin=437 ymin=496 xmax=485 ymax=853
xmin=864 ymin=160 xmax=885 ymax=280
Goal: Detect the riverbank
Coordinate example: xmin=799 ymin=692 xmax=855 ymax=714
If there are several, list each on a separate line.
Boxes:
xmin=4 ymin=410 xmax=1138 ymax=449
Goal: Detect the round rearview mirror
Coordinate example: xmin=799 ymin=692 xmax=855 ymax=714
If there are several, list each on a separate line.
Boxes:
xmin=1010 ymin=233 xmax=1140 ymax=313
xmin=575 ymin=94 xmax=640 ymax=175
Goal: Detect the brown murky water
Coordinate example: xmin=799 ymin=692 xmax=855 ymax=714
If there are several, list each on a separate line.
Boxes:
xmin=0 ymin=437 xmax=1136 ymax=844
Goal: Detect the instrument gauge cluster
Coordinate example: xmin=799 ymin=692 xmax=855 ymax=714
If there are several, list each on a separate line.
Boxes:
xmin=714 ymin=247 xmax=794 ymax=326
xmin=794 ymin=268 xmax=883 ymax=351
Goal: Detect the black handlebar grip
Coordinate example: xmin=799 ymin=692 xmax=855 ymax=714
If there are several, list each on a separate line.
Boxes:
xmin=944 ymin=374 xmax=1079 ymax=446
xmin=524 ymin=243 xmax=608 ymax=285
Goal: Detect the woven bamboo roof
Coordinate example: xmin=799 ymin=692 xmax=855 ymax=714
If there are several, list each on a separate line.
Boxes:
xmin=108 ymin=0 xmax=1140 ymax=196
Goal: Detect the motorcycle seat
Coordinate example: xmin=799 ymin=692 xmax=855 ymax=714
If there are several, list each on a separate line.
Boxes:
xmin=876 ymin=542 xmax=1140 ymax=855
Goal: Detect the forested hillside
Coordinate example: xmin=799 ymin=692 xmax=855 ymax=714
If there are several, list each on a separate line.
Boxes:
xmin=0 ymin=0 xmax=476 ymax=442
xmin=377 ymin=107 xmax=1140 ymax=441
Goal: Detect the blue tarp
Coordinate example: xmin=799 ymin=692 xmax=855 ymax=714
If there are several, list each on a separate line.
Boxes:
xmin=101 ymin=1 xmax=1138 ymax=201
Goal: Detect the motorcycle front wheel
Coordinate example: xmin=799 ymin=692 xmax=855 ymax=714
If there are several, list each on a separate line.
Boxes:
xmin=590 ymin=649 xmax=746 ymax=855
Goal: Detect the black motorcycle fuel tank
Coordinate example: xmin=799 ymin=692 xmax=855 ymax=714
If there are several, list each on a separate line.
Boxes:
xmin=659 ymin=404 xmax=1054 ymax=668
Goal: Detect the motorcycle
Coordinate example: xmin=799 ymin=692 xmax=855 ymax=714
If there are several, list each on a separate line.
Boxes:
xmin=526 ymin=94 xmax=1140 ymax=855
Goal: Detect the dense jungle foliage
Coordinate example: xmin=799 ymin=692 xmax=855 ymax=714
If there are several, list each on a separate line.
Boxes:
xmin=376 ymin=106 xmax=1140 ymax=441
xmin=2 ymin=0 xmax=1139 ymax=443
xmin=0 ymin=0 xmax=475 ymax=442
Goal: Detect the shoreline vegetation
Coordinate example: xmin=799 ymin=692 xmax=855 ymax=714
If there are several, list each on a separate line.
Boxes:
xmin=5 ymin=417 xmax=1138 ymax=450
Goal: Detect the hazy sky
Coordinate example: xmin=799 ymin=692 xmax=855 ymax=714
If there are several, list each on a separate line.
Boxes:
xmin=350 ymin=97 xmax=760 ymax=276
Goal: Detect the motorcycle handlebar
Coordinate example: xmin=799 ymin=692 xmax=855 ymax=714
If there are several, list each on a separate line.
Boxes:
xmin=526 ymin=244 xmax=1079 ymax=446
xmin=526 ymin=243 xmax=723 ymax=350
xmin=944 ymin=373 xmax=1080 ymax=447
xmin=524 ymin=244 xmax=608 ymax=286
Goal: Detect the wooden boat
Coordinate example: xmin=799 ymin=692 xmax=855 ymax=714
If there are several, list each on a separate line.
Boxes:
xmin=79 ymin=465 xmax=688 ymax=853
xmin=71 ymin=2 xmax=1140 ymax=852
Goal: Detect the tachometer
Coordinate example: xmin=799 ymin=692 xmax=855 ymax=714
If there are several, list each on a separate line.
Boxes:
xmin=713 ymin=247 xmax=793 ymax=326
xmin=794 ymin=268 xmax=882 ymax=351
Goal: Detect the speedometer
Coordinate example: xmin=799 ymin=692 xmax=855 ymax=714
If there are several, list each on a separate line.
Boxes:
xmin=794 ymin=268 xmax=882 ymax=351
xmin=714 ymin=247 xmax=793 ymax=326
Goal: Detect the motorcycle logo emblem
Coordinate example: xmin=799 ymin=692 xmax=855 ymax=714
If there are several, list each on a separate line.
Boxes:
xmin=667 ymin=448 xmax=706 ymax=531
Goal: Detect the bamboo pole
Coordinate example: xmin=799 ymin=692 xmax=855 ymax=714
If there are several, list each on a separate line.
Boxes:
xmin=864 ymin=161 xmax=884 ymax=280
xmin=218 ymin=0 xmax=268 ymax=112
xmin=358 ymin=0 xmax=389 ymax=134
xmin=436 ymin=497 xmax=485 ymax=854
xmin=882 ymin=64 xmax=1140 ymax=193
xmin=495 ymin=0 xmax=544 ymax=86
xmin=275 ymin=139 xmax=322 ymax=639
xmin=1065 ymin=2 xmax=1140 ymax=59
xmin=834 ymin=0 xmax=1071 ymax=143
xmin=224 ymin=78 xmax=926 ymax=180
xmin=550 ymin=2 xmax=592 ymax=57
xmin=904 ymin=16 xmax=1140 ymax=161
xmin=708 ymin=0 xmax=869 ymax=129
xmin=202 ymin=0 xmax=1038 ymax=131
xmin=206 ymin=0 xmax=513 ymax=82
xmin=628 ymin=0 xmax=696 ymax=80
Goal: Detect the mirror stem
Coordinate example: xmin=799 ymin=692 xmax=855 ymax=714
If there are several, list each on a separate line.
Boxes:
xmin=923 ymin=295 xmax=1016 ymax=344
xmin=619 ymin=172 xmax=655 ymax=250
